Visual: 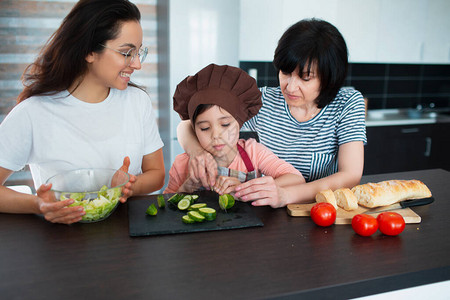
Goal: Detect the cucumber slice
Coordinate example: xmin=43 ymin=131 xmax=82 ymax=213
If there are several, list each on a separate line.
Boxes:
xmin=219 ymin=194 xmax=235 ymax=210
xmin=182 ymin=215 xmax=196 ymax=224
xmin=198 ymin=207 xmax=216 ymax=221
xmin=188 ymin=211 xmax=205 ymax=222
xmin=183 ymin=195 xmax=196 ymax=205
xmin=167 ymin=193 xmax=184 ymax=205
xmin=146 ymin=204 xmax=157 ymax=216
xmin=177 ymin=198 xmax=191 ymax=211
xmin=188 ymin=203 xmax=207 ymax=211
xmin=157 ymin=195 xmax=165 ymax=208
xmin=191 ymin=195 xmax=199 ymax=200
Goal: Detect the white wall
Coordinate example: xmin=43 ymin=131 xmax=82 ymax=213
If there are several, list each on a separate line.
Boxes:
xmin=169 ymin=0 xmax=240 ymax=163
xmin=239 ymin=0 xmax=450 ymax=63
xmin=167 ymin=0 xmax=450 ymax=165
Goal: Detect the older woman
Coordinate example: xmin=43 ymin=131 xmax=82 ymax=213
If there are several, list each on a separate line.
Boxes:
xmin=177 ymin=18 xmax=366 ymax=207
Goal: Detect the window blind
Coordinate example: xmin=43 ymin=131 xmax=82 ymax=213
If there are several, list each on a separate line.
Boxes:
xmin=0 ymin=0 xmax=158 ymax=117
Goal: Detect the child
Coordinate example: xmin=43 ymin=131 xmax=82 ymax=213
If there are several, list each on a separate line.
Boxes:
xmin=165 ymin=64 xmax=305 ymax=199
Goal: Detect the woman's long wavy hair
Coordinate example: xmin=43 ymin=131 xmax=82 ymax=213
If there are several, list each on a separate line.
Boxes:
xmin=18 ymin=0 xmax=142 ymax=103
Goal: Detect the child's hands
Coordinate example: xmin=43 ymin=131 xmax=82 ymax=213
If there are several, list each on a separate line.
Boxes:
xmin=213 ymin=176 xmax=241 ymax=195
xmin=188 ymin=149 xmax=218 ymax=189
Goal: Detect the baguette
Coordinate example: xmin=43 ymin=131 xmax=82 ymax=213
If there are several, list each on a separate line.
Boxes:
xmin=351 ymin=179 xmax=432 ymax=208
xmin=315 ymin=189 xmax=338 ymax=209
xmin=334 ymin=188 xmax=358 ymax=211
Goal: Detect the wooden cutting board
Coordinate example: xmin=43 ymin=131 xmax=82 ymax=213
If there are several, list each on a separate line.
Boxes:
xmin=287 ymin=203 xmax=421 ymax=224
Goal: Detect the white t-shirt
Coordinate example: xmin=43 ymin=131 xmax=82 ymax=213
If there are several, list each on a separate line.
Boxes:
xmin=0 ymin=87 xmax=163 ymax=189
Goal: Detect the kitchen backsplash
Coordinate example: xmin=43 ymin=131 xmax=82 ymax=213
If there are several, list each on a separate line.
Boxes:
xmin=240 ymin=62 xmax=450 ymax=110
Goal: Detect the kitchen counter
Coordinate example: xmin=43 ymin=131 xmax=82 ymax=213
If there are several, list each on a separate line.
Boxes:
xmin=1 ymin=169 xmax=449 ymax=299
xmin=366 ymin=109 xmax=450 ymax=127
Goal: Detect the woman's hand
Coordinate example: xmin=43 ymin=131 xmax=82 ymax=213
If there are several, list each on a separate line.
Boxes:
xmin=188 ymin=149 xmax=218 ymax=189
xmin=234 ymin=176 xmax=288 ymax=208
xmin=117 ymin=156 xmax=137 ymax=203
xmin=36 ymin=183 xmax=85 ymax=224
xmin=214 ymin=176 xmax=241 ymax=195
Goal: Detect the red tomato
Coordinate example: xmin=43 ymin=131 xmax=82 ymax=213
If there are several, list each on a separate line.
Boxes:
xmin=351 ymin=214 xmax=378 ymax=236
xmin=377 ymin=212 xmax=405 ymax=236
xmin=310 ymin=203 xmax=336 ymax=227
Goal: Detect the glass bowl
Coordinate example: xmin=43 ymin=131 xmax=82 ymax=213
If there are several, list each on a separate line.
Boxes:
xmin=46 ymin=168 xmax=129 ymax=223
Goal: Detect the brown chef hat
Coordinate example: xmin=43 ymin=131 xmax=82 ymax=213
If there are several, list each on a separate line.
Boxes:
xmin=173 ymin=64 xmax=262 ymax=128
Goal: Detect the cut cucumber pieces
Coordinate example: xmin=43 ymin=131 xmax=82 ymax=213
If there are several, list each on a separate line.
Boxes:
xmin=167 ymin=193 xmax=184 ymax=205
xmin=147 ymin=193 xmax=220 ymax=224
xmin=188 ymin=203 xmax=207 ymax=211
xmin=183 ymin=205 xmax=217 ymax=224
xmin=198 ymin=207 xmax=216 ymax=221
xmin=184 ymin=194 xmax=199 ymax=204
xmin=219 ymin=194 xmax=235 ymax=210
xmin=167 ymin=193 xmax=200 ymax=206
xmin=177 ymin=198 xmax=191 ymax=210
xmin=182 ymin=215 xmax=196 ymax=224
xmin=157 ymin=195 xmax=165 ymax=208
xmin=187 ymin=211 xmax=205 ymax=222
xmin=146 ymin=204 xmax=157 ymax=216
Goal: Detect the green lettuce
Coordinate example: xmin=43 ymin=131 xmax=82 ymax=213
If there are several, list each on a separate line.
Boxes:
xmin=60 ymin=185 xmax=121 ymax=222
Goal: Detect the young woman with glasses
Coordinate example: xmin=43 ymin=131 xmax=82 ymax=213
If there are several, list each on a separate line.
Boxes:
xmin=0 ymin=0 xmax=165 ymax=224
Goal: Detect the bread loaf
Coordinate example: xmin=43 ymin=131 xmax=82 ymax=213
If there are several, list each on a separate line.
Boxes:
xmin=315 ymin=189 xmax=338 ymax=209
xmin=352 ymin=179 xmax=432 ymax=208
xmin=334 ymin=188 xmax=358 ymax=211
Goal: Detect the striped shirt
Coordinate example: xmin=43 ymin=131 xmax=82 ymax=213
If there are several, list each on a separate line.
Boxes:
xmin=241 ymin=86 xmax=367 ymax=182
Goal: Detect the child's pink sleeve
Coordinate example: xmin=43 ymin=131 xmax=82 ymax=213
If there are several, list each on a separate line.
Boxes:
xmin=164 ymin=154 xmax=190 ymax=194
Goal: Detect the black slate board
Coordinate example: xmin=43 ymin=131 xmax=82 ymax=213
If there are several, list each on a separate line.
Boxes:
xmin=128 ymin=191 xmax=264 ymax=237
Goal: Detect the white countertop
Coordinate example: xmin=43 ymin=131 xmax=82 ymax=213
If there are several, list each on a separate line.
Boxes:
xmin=366 ymin=109 xmax=450 ymax=127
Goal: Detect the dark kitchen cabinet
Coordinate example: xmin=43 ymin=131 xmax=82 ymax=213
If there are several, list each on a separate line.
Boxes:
xmin=363 ymin=124 xmax=440 ymax=175
xmin=429 ymin=123 xmax=450 ymax=171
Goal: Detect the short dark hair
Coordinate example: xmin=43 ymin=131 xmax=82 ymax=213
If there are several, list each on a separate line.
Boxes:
xmin=273 ymin=18 xmax=348 ymax=108
xmin=19 ymin=0 xmax=141 ymax=102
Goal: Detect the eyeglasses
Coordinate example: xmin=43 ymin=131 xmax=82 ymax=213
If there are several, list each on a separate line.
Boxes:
xmin=100 ymin=44 xmax=148 ymax=66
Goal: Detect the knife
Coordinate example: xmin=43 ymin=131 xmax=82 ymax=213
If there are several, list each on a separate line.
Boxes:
xmin=365 ymin=197 xmax=434 ymax=214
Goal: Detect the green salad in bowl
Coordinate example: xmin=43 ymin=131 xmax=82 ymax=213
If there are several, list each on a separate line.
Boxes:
xmin=46 ymin=168 xmax=129 ymax=223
